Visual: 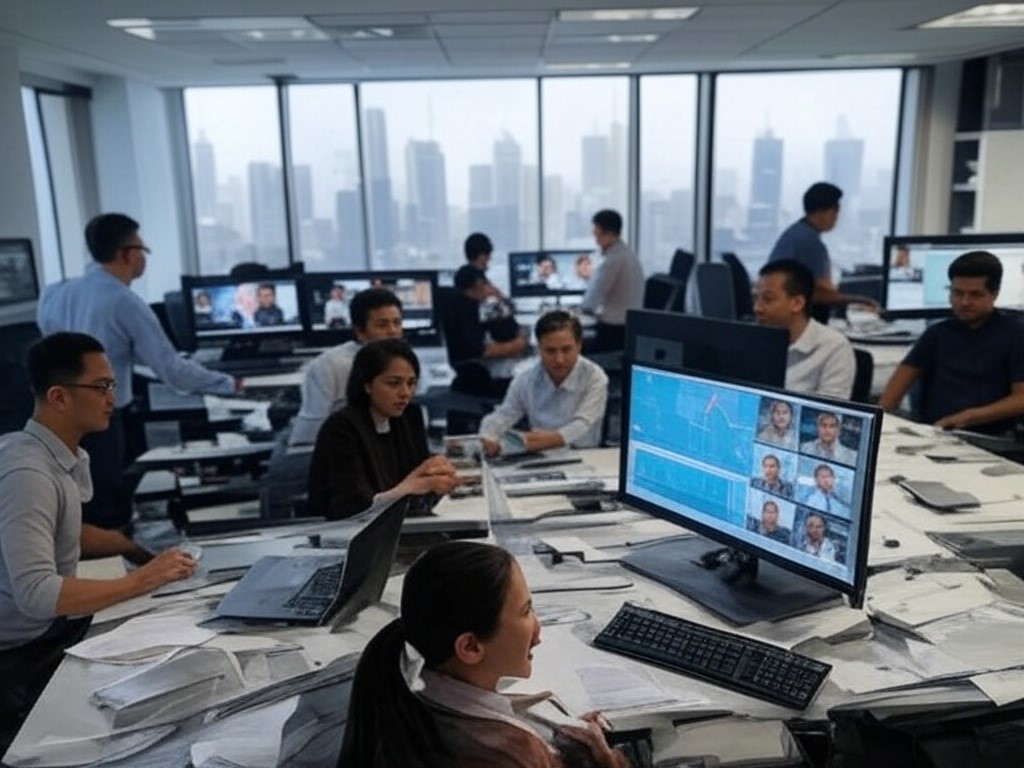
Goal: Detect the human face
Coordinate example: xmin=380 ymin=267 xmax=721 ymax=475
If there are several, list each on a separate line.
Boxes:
xmin=762 ymin=457 xmax=780 ymax=483
xmin=537 ymin=259 xmax=555 ymax=278
xmin=592 ymin=224 xmax=617 ymax=251
xmin=815 ymin=206 xmax=840 ymax=233
xmin=477 ymin=562 xmax=542 ymax=683
xmin=365 ymin=356 xmax=417 ymax=420
xmin=770 ymin=401 xmax=792 ymax=431
xmin=817 ymin=415 xmax=839 ymax=445
xmin=120 ymin=234 xmax=149 ymax=279
xmin=356 ymin=305 xmax=403 ymax=343
xmin=762 ymin=503 xmax=779 ymax=531
xmin=330 ymin=286 xmax=344 ymax=301
xmin=576 ymin=257 xmax=592 ymax=279
xmin=754 ymin=273 xmax=803 ymax=328
xmin=538 ymin=327 xmax=580 ymax=386
xmin=949 ymin=276 xmax=997 ymax=327
xmin=815 ymin=468 xmax=834 ymax=493
xmin=805 ymin=515 xmax=826 ymax=543
xmin=58 ymin=352 xmax=116 ymax=435
xmin=257 ymin=288 xmax=276 ymax=308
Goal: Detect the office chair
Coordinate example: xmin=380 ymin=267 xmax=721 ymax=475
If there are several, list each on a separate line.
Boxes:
xmin=836 ymin=275 xmax=885 ymax=320
xmin=0 ymin=322 xmax=42 ymax=437
xmin=162 ymin=290 xmax=195 ymax=352
xmin=694 ymin=263 xmax=738 ymax=321
xmin=851 ymin=349 xmax=874 ymax=403
xmin=642 ymin=274 xmax=686 ymax=313
xmin=721 ymin=252 xmax=754 ymax=320
xmin=669 ymin=248 xmax=695 ymax=286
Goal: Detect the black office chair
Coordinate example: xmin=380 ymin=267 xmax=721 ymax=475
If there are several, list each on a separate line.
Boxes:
xmin=721 ymin=252 xmax=754 ymax=320
xmin=851 ymin=349 xmax=874 ymax=403
xmin=642 ymin=274 xmax=686 ymax=313
xmin=694 ymin=263 xmax=737 ymax=320
xmin=163 ymin=290 xmax=195 ymax=352
xmin=836 ymin=275 xmax=885 ymax=320
xmin=669 ymin=249 xmax=695 ymax=286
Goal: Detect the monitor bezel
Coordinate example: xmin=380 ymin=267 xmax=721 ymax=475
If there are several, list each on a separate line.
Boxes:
xmin=298 ymin=270 xmax=441 ymax=348
xmin=882 ymin=232 xmax=1024 ymax=319
xmin=0 ymin=238 xmax=40 ymax=308
xmin=181 ymin=271 xmax=307 ymax=347
xmin=617 ymin=361 xmax=883 ymax=609
xmin=507 ymin=249 xmax=593 ymax=299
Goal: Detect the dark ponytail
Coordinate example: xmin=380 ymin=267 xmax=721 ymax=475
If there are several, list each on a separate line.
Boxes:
xmin=339 ymin=618 xmax=445 ymax=768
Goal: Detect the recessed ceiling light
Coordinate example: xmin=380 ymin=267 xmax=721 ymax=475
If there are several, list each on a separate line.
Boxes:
xmin=545 ymin=61 xmax=633 ymax=70
xmin=920 ymin=3 xmax=1024 ymax=28
xmin=558 ymin=7 xmax=699 ymax=22
xmin=123 ymin=27 xmax=156 ymax=41
xmin=107 ymin=17 xmax=329 ymax=41
xmin=107 ymin=18 xmax=151 ymax=28
xmin=608 ymin=34 xmax=659 ymax=43
xmin=829 ymin=53 xmax=917 ymax=62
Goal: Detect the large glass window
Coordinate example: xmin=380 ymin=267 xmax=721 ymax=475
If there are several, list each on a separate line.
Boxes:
xmin=21 ymin=87 xmax=64 ymax=285
xmin=711 ymin=70 xmax=902 ymax=280
xmin=541 ymin=77 xmax=630 ymax=251
xmin=287 ymin=84 xmax=365 ymax=270
xmin=639 ymin=75 xmax=698 ymax=274
xmin=184 ymin=87 xmax=288 ymax=273
xmin=359 ymin=79 xmax=539 ymax=287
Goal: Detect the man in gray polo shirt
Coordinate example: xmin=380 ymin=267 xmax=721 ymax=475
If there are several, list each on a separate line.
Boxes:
xmin=580 ymin=209 xmax=644 ymax=353
xmin=0 ymin=332 xmax=196 ymax=725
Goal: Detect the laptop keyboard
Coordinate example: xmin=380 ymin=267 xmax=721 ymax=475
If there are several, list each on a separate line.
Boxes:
xmin=284 ymin=563 xmax=343 ymax=617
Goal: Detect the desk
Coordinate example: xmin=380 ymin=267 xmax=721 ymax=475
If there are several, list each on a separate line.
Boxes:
xmin=7 ymin=417 xmax=1024 ymax=767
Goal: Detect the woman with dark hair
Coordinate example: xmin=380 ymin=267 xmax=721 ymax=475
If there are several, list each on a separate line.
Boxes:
xmin=307 ymin=338 xmax=459 ymax=519
xmin=340 ymin=541 xmax=628 ymax=768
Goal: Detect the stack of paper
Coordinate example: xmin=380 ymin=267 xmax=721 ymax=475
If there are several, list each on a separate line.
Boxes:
xmin=67 ymin=613 xmax=218 ymax=663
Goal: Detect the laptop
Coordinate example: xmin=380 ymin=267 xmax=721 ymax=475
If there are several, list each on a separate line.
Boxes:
xmin=214 ymin=497 xmax=409 ymax=626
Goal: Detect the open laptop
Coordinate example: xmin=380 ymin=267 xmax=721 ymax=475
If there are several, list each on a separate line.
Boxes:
xmin=214 ymin=496 xmax=409 ymax=626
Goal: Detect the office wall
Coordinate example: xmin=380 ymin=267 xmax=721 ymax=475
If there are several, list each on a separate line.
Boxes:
xmin=910 ymin=62 xmax=960 ymax=235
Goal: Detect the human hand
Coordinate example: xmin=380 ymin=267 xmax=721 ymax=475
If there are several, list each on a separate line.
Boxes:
xmin=415 ymin=454 xmax=459 ymax=478
xmin=132 ymin=549 xmax=197 ymax=592
xmin=850 ymin=298 xmax=881 ymax=314
xmin=398 ymin=473 xmax=463 ymax=498
xmin=935 ymin=409 xmax=979 ymax=430
xmin=481 ymin=436 xmax=501 ymax=457
xmin=524 ymin=429 xmax=563 ymax=452
xmin=555 ymin=720 xmax=628 ymax=768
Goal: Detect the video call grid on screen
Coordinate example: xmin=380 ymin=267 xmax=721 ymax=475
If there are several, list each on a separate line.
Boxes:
xmin=188 ymin=279 xmax=303 ymax=338
xmin=0 ymin=239 xmax=39 ymax=306
xmin=303 ymin=273 xmax=435 ymax=331
xmin=508 ymin=250 xmax=596 ymax=297
xmin=623 ymin=365 xmax=877 ymax=588
xmin=884 ymin=236 xmax=1024 ymax=313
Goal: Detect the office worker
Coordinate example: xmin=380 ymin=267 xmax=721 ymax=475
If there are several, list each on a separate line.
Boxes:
xmin=754 ymin=259 xmax=856 ymax=400
xmin=766 ymin=182 xmax=880 ymax=321
xmin=307 ymin=339 xmax=460 ymax=519
xmin=801 ymin=464 xmax=851 ymax=518
xmin=756 ymin=399 xmax=797 ymax=450
xmin=289 ymin=288 xmax=403 ymax=447
xmin=340 ymin=541 xmax=628 ymax=768
xmin=801 ymin=512 xmax=838 ymax=562
xmin=480 ymin=312 xmax=609 ymax=455
xmin=750 ymin=454 xmax=793 ymax=498
xmin=756 ymin=500 xmax=792 ymax=545
xmin=801 ymin=411 xmax=858 ymax=465
xmin=580 ymin=209 xmax=645 ymax=353
xmin=253 ymin=283 xmax=286 ymax=326
xmin=534 ymin=254 xmax=564 ymax=290
xmin=0 ymin=333 xmax=197 ymax=724
xmin=37 ymin=213 xmax=239 ymax=530
xmin=323 ymin=285 xmax=350 ymax=328
xmin=879 ymin=251 xmax=1024 ymax=435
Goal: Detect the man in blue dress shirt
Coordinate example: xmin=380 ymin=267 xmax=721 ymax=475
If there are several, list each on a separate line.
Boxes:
xmin=38 ymin=213 xmax=239 ymax=529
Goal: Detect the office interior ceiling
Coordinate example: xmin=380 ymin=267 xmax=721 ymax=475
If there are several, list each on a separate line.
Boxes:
xmin=2 ymin=0 xmax=1023 ymax=85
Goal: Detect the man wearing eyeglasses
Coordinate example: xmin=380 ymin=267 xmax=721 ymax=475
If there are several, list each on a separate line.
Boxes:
xmin=0 ymin=332 xmax=198 ymax=727
xmin=879 ymin=251 xmax=1024 ymax=434
xmin=38 ymin=213 xmax=240 ymax=529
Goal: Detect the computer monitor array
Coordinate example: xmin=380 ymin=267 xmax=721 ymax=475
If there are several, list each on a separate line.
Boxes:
xmin=184 ymin=275 xmax=304 ymax=340
xmin=0 ymin=239 xmax=39 ymax=307
xmin=620 ymin=364 xmax=881 ymax=622
xmin=883 ymin=233 xmax=1024 ymax=318
xmin=508 ymin=250 xmax=595 ymax=298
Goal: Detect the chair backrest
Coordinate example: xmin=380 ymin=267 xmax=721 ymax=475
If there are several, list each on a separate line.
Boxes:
xmin=163 ymin=290 xmax=195 ymax=352
xmin=694 ymin=263 xmax=737 ymax=320
xmin=721 ymin=252 xmax=754 ymax=320
xmin=643 ymin=274 xmax=686 ymax=313
xmin=0 ymin=322 xmax=41 ymax=437
xmin=851 ymin=348 xmax=874 ymax=403
xmin=669 ymin=249 xmax=695 ymax=284
xmin=836 ymin=275 xmax=885 ymax=319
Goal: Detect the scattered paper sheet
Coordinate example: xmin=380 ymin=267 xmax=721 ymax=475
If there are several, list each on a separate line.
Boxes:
xmin=970 ymin=669 xmax=1024 ymax=706
xmin=577 ymin=665 xmax=698 ymax=712
xmin=190 ymin=696 xmax=300 ymax=768
xmin=67 ymin=614 xmax=217 ymax=662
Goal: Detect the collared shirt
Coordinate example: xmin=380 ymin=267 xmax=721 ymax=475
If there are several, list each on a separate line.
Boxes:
xmin=38 ymin=264 xmax=235 ymax=408
xmin=785 ymin=319 xmax=856 ymax=400
xmin=801 ymin=487 xmax=851 ymax=518
xmin=289 ymin=341 xmax=360 ymax=446
xmin=751 ymin=477 xmax=793 ymax=497
xmin=0 ymin=420 xmax=89 ymax=649
xmin=804 ymin=536 xmax=838 ymax=562
xmin=479 ymin=356 xmax=609 ymax=448
xmin=801 ymin=437 xmax=858 ymax=466
xmin=755 ymin=425 xmax=796 ymax=450
xmin=768 ymin=219 xmax=830 ymax=280
xmin=759 ymin=525 xmax=792 ymax=545
xmin=580 ymin=240 xmax=645 ymax=325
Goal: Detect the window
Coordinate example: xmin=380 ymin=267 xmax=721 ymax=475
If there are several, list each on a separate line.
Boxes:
xmin=359 ymin=79 xmax=539 ymax=287
xmin=639 ymin=75 xmax=698 ymax=274
xmin=711 ymin=70 xmax=903 ymax=280
xmin=541 ymin=77 xmax=630 ymax=250
xmin=286 ymin=84 xmax=365 ymax=270
xmin=184 ymin=87 xmax=288 ymax=273
xmin=21 ymin=87 xmax=63 ymax=284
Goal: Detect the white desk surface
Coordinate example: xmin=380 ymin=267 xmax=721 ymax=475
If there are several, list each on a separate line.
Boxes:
xmin=8 ymin=415 xmax=1024 ymax=767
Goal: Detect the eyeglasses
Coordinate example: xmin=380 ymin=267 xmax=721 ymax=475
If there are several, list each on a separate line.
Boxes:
xmin=122 ymin=244 xmax=151 ymax=255
xmin=59 ymin=380 xmax=118 ymax=395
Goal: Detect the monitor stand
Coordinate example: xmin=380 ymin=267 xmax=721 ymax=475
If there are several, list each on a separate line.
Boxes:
xmin=619 ymin=535 xmax=842 ymax=626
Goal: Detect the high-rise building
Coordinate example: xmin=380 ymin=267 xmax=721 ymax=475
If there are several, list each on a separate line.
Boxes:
xmin=747 ymin=130 xmax=783 ymax=246
xmin=825 ymin=117 xmax=864 ymax=202
xmin=192 ymin=132 xmax=217 ymax=222
xmin=493 ymin=133 xmax=522 ymax=250
xmin=405 ymin=139 xmax=449 ymax=256
xmin=247 ymin=162 xmax=287 ymax=266
xmin=468 ymin=164 xmax=498 ymax=237
xmin=363 ymin=108 xmax=396 ymax=256
xmin=293 ymin=164 xmax=314 ymax=223
xmin=582 ymin=134 xmax=610 ymax=192
xmin=335 ymin=187 xmax=366 ymax=267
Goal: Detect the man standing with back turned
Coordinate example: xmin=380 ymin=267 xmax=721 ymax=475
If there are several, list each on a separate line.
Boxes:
xmin=38 ymin=213 xmax=240 ymax=529
xmin=580 ymin=209 xmax=644 ymax=353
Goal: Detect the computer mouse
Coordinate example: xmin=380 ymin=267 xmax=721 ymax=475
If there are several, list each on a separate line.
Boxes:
xmin=179 ymin=542 xmax=203 ymax=561
xmin=883 ymin=537 xmax=901 ymax=548
xmin=888 ymin=474 xmax=907 ymax=484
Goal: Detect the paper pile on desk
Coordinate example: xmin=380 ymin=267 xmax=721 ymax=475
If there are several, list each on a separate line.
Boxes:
xmin=866 ymin=570 xmax=997 ymax=633
xmin=190 ymin=696 xmax=299 ymax=768
xmin=67 ymin=613 xmax=219 ymax=663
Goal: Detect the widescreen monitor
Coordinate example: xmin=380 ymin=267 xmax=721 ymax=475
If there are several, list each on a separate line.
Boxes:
xmin=0 ymin=239 xmax=39 ymax=307
xmin=883 ymin=233 xmax=1024 ymax=318
xmin=619 ymin=364 xmax=882 ymax=625
xmin=182 ymin=274 xmax=304 ymax=345
xmin=301 ymin=271 xmax=439 ymax=346
xmin=508 ymin=250 xmax=595 ymax=299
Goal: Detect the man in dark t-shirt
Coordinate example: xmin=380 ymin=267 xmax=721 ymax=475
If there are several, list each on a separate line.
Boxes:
xmin=879 ymin=250 xmax=1024 ymax=435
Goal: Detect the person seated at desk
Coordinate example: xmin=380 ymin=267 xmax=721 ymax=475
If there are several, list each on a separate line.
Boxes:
xmin=801 ymin=512 xmax=838 ymax=562
xmin=289 ymin=287 xmax=403 ymax=447
xmin=750 ymin=454 xmax=793 ymax=497
xmin=253 ymin=283 xmax=286 ymax=326
xmin=801 ymin=410 xmax=858 ymax=465
xmin=878 ymin=250 xmax=1024 ymax=435
xmin=0 ymin=332 xmax=197 ymax=726
xmin=801 ymin=464 xmax=851 ymax=518
xmin=754 ymin=259 xmax=856 ymax=400
xmin=340 ymin=540 xmax=629 ymax=768
xmin=480 ymin=311 xmax=608 ymax=455
xmin=307 ymin=339 xmax=461 ymax=519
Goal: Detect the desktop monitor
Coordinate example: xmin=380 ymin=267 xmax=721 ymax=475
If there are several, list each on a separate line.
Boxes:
xmin=508 ymin=250 xmax=594 ymax=299
xmin=181 ymin=273 xmax=304 ymax=351
xmin=301 ymin=271 xmax=440 ymax=346
xmin=883 ymin=233 xmax=1024 ymax=319
xmin=0 ymin=239 xmax=39 ymax=307
xmin=619 ymin=364 xmax=882 ymax=625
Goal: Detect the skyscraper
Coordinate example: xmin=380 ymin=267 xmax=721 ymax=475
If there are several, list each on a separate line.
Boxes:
xmin=747 ymin=130 xmax=784 ymax=247
xmin=192 ymin=132 xmax=217 ymax=222
xmin=405 ymin=139 xmax=449 ymax=256
xmin=825 ymin=117 xmax=864 ymax=201
xmin=335 ymin=187 xmax=366 ymax=267
xmin=247 ymin=162 xmax=287 ymax=266
xmin=293 ymin=164 xmax=314 ymax=223
xmin=364 ymin=108 xmax=396 ymax=256
xmin=493 ymin=133 xmax=522 ymax=249
xmin=582 ymin=134 xmax=610 ymax=192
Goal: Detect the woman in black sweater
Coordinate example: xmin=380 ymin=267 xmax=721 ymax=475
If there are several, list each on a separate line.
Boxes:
xmin=308 ymin=339 xmax=460 ymax=519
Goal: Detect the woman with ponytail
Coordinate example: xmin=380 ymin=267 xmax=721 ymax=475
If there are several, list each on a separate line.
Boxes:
xmin=339 ymin=541 xmax=629 ymax=768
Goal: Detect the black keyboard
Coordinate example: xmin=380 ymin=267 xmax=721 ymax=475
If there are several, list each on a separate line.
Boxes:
xmin=594 ymin=603 xmax=831 ymax=710
xmin=285 ymin=564 xmax=343 ymax=616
